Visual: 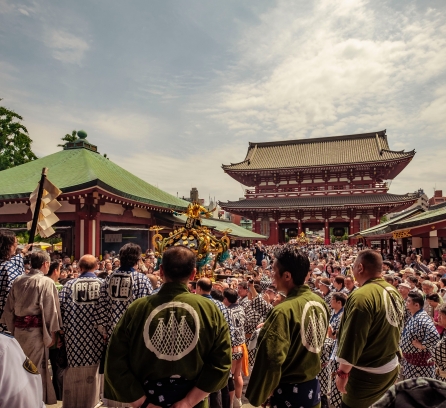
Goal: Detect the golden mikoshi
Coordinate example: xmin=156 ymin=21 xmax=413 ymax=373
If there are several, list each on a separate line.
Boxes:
xmin=149 ymin=203 xmax=231 ymax=279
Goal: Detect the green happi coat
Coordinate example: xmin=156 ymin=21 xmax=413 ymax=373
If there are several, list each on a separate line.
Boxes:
xmin=104 ymin=282 xmax=232 ymax=407
xmin=336 ymin=278 xmax=405 ymax=408
xmin=246 ymin=285 xmax=329 ymax=407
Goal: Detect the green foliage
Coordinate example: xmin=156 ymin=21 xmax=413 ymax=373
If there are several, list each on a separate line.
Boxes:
xmin=380 ymin=215 xmax=388 ymax=223
xmin=0 ymin=100 xmax=37 ymax=171
xmin=58 ymin=130 xmax=78 ymax=148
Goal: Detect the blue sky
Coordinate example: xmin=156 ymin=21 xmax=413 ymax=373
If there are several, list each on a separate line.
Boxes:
xmin=1 ymin=0 xmax=445 ymax=203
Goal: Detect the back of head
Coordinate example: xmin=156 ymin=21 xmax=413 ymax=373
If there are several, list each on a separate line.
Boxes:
xmin=197 ymin=277 xmax=212 ymax=293
xmin=274 ymin=244 xmax=310 ymax=286
xmin=223 ymin=288 xmax=238 ymax=304
xmin=78 ymin=255 xmax=97 ymax=272
xmin=0 ymin=229 xmax=16 ymax=261
xmin=119 ymin=243 xmax=142 ymax=270
xmin=162 ymin=246 xmax=196 ymax=282
xmin=211 ymin=288 xmax=224 ymax=301
xmin=30 ymin=251 xmax=51 ymax=269
xmin=357 ymin=249 xmax=382 ymax=276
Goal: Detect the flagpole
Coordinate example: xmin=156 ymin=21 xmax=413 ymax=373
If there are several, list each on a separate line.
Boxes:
xmin=28 ymin=167 xmax=48 ymax=246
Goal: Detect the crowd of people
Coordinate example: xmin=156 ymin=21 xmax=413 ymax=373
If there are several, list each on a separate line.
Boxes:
xmin=1 ymin=229 xmax=446 ymax=408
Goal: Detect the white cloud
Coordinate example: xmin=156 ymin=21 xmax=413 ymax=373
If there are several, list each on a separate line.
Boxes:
xmin=210 ymin=0 xmax=446 ymax=146
xmin=44 ymin=30 xmax=89 ymax=64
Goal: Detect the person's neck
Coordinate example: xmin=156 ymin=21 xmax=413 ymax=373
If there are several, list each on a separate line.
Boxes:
xmin=50 ymin=275 xmax=58 ymax=283
xmin=282 ymin=283 xmax=298 ymax=296
xmin=411 ymin=308 xmax=421 ymax=316
xmin=333 ymin=306 xmax=342 ymax=314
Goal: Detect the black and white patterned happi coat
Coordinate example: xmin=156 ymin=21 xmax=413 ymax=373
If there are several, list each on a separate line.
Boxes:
xmin=431 ymin=334 xmax=446 ymax=382
xmin=94 ymin=268 xmax=153 ymax=338
xmin=244 ymin=295 xmax=273 ymax=366
xmin=400 ymin=309 xmax=440 ymax=379
xmin=0 ymin=255 xmax=24 ymax=332
xmin=320 ymin=308 xmax=343 ymax=403
xmin=59 ymin=274 xmax=104 ymax=367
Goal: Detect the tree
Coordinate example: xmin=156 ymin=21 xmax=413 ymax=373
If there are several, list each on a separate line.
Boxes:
xmin=58 ymin=130 xmax=78 ymax=147
xmin=0 ymin=100 xmax=37 ymax=171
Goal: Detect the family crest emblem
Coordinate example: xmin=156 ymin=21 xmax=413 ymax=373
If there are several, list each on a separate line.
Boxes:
xmin=383 ymin=287 xmax=403 ymax=328
xmin=143 ymin=302 xmax=200 ymax=361
xmin=300 ymin=301 xmax=328 ymax=353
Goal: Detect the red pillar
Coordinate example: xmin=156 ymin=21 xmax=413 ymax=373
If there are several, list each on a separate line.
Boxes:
xmin=422 ymin=237 xmax=431 ymax=261
xmin=389 ymin=239 xmax=394 ymax=256
xmin=268 ymin=220 xmax=279 ymax=244
xmin=74 ymin=209 xmax=81 ymax=261
xmin=324 ymin=219 xmax=330 ymax=245
xmin=402 ymin=237 xmax=408 ymax=256
xmin=298 ymin=219 xmax=302 ymax=235
xmin=84 ymin=218 xmax=93 ymax=256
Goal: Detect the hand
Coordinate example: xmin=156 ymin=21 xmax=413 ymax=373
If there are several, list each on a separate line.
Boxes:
xmin=172 ymin=399 xmax=193 ymax=408
xmin=129 ymin=395 xmax=149 ymax=408
xmin=21 ymin=243 xmax=32 ymax=255
xmin=48 ymin=331 xmax=56 ymax=348
xmin=412 ymin=339 xmax=424 ymax=350
xmin=336 ymin=374 xmax=348 ymax=394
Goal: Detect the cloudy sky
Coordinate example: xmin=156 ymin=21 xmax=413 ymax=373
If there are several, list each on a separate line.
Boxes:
xmin=1 ymin=0 xmax=445 ymax=204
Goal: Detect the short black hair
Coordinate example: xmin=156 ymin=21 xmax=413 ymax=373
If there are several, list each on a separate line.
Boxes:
xmin=274 ymin=245 xmax=310 ymax=286
xmin=332 ymin=292 xmax=347 ymax=306
xmin=426 ymin=293 xmax=441 ymax=303
xmin=47 ymin=261 xmax=60 ymax=277
xmin=210 ymin=288 xmax=224 ymax=301
xmin=223 ymin=288 xmax=238 ymax=304
xmin=356 ymin=250 xmax=382 ymax=275
xmin=162 ymin=246 xmax=196 ymax=282
xmin=408 ymin=292 xmax=424 ymax=308
xmin=119 ymin=243 xmax=141 ymax=270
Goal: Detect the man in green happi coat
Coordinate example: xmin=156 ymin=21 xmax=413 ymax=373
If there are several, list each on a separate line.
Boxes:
xmin=246 ymin=245 xmax=329 ymax=408
xmin=335 ymin=249 xmax=405 ymax=408
xmin=104 ymin=246 xmax=232 ymax=408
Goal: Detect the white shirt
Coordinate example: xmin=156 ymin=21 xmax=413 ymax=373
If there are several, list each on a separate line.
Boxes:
xmin=0 ymin=333 xmax=45 ymax=408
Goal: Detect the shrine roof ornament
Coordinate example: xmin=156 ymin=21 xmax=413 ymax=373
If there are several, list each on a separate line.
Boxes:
xmin=222 ymin=130 xmax=415 ymax=171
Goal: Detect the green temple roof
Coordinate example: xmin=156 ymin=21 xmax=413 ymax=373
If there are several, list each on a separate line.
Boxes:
xmin=0 ymin=141 xmax=188 ymax=211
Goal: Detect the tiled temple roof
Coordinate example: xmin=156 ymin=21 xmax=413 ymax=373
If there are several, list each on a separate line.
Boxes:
xmin=222 ymin=130 xmax=415 ymax=171
xmin=220 ymin=193 xmax=418 ymax=210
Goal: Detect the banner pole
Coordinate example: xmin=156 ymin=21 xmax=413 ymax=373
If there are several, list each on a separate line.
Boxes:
xmin=28 ymin=167 xmax=48 ymax=246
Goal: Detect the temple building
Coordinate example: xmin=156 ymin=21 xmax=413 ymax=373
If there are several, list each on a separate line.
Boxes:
xmin=219 ymin=130 xmax=419 ymax=244
xmin=0 ymin=132 xmax=189 ymax=258
xmin=0 ymin=132 xmax=266 ymax=257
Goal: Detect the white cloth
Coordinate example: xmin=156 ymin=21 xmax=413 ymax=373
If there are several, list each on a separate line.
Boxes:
xmin=336 ymin=355 xmax=399 ymax=375
xmin=0 ymin=333 xmax=45 ymax=408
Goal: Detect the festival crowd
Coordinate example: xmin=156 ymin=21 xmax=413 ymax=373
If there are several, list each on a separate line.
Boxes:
xmin=1 ymin=229 xmax=446 ymax=408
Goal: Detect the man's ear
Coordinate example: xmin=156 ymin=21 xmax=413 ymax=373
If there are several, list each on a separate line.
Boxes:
xmin=190 ymin=268 xmax=197 ymax=281
xmin=159 ymin=264 xmax=165 ymax=279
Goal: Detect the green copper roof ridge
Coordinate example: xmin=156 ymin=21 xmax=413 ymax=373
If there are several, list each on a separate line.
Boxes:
xmin=0 ymin=147 xmax=188 ymax=210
